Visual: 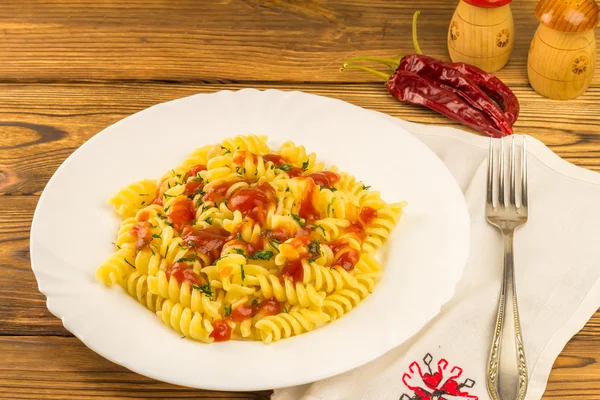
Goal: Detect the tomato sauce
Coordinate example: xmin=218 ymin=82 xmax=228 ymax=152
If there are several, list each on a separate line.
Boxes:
xmin=210 ymin=320 xmax=232 ymax=342
xmin=167 ymin=198 xmax=195 ymax=230
xmin=188 ymin=164 xmax=206 ymax=179
xmin=256 ymin=298 xmax=281 ymax=317
xmin=230 ymin=304 xmax=254 ymax=322
xmin=152 ymin=180 xmax=164 ymax=206
xmin=233 ymin=151 xmax=258 ymax=165
xmin=262 ymin=154 xmax=286 ymax=166
xmin=359 ymin=207 xmax=378 ymax=225
xmin=281 ymin=258 xmax=304 ymax=283
xmin=328 ymin=239 xmax=360 ymax=271
xmin=137 ymin=210 xmax=150 ymax=222
xmin=202 ymin=181 xmax=239 ymax=203
xmin=228 ymin=182 xmax=277 ymax=224
xmin=130 ymin=221 xmax=152 ymax=249
xmin=298 ymin=179 xmax=319 ymax=221
xmin=182 ymin=226 xmax=230 ymax=258
xmin=346 ymin=222 xmax=366 ymax=241
xmin=165 ymin=262 xmax=203 ymax=285
xmin=305 ymin=171 xmax=339 ymax=188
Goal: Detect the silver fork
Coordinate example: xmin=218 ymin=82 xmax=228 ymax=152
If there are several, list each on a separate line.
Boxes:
xmin=486 ymin=137 xmax=528 ymax=400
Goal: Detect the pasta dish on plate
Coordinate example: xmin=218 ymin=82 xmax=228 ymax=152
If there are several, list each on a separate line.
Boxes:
xmin=96 ymin=135 xmax=405 ymax=343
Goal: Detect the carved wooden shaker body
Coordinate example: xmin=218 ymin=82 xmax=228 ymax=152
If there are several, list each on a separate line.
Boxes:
xmin=528 ymin=0 xmax=599 ymax=100
xmin=448 ymin=0 xmax=515 ymax=72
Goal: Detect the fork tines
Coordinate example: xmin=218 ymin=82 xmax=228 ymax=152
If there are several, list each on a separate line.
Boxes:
xmin=487 ymin=137 xmax=528 ymax=213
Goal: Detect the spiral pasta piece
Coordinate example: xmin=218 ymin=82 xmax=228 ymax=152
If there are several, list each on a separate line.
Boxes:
xmin=157 ymin=299 xmax=214 ymax=342
xmin=109 ymin=179 xmax=157 ymax=218
xmin=255 ymin=307 xmax=330 ymax=343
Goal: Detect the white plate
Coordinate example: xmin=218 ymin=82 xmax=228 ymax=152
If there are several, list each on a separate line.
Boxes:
xmin=30 ymin=89 xmax=470 ymax=391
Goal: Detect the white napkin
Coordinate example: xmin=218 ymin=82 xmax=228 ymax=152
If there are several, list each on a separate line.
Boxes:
xmin=273 ymin=118 xmax=600 ymax=400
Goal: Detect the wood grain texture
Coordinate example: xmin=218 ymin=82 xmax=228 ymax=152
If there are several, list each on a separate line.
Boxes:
xmin=0 ymin=336 xmax=270 ymax=399
xmin=1 ymin=82 xmax=600 ymax=197
xmin=0 ymin=0 xmax=597 ymax=84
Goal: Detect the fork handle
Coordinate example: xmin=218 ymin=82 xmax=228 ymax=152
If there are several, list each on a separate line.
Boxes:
xmin=487 ymin=231 xmax=528 ymax=400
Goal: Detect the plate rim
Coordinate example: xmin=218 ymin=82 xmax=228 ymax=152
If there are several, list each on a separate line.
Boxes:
xmin=30 ymin=88 xmax=470 ymax=391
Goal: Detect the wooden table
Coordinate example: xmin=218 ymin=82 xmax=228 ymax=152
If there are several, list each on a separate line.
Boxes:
xmin=1 ymin=1 xmax=599 ymax=398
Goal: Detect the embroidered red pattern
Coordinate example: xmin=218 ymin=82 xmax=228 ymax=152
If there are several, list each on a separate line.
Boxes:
xmin=400 ymin=353 xmax=478 ymax=400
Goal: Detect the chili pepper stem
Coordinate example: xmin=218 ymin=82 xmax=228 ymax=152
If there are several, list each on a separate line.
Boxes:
xmin=340 ymin=64 xmax=391 ymax=81
xmin=412 ymin=10 xmax=423 ymax=55
xmin=343 ymin=56 xmax=400 ymax=71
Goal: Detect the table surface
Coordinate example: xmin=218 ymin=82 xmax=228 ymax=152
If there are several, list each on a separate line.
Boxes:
xmin=1 ymin=1 xmax=599 ymax=399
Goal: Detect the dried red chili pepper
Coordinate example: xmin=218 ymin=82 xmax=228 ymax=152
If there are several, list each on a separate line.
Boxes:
xmin=340 ymin=11 xmax=519 ymax=138
xmin=398 ymin=54 xmax=513 ymax=135
xmin=449 ymin=62 xmax=519 ymax=125
xmin=387 ymin=70 xmax=504 ymax=138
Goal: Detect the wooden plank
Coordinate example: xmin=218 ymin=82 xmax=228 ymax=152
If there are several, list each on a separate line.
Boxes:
xmin=0 ymin=336 xmax=598 ymax=399
xmin=0 ymin=0 xmax=597 ymax=83
xmin=0 ymin=336 xmax=269 ymax=399
xmin=2 ymin=82 xmax=600 ymax=196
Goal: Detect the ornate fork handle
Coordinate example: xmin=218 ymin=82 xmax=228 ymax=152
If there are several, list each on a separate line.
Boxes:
xmin=487 ymin=231 xmax=528 ymax=400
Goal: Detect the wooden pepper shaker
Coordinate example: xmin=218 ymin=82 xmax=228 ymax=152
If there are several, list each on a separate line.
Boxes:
xmin=448 ymin=0 xmax=515 ymax=73
xmin=528 ymin=0 xmax=599 ymax=100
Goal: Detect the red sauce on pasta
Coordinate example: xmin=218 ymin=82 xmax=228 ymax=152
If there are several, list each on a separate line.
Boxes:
xmin=281 ymin=258 xmax=304 ymax=283
xmin=359 ymin=207 xmax=378 ymax=225
xmin=256 ymin=298 xmax=281 ymax=317
xmin=167 ymin=198 xmax=195 ymax=230
xmin=328 ymin=239 xmax=360 ymax=271
xmin=130 ymin=221 xmax=152 ymax=249
xmin=182 ymin=226 xmax=230 ymax=257
xmin=202 ymin=181 xmax=239 ymax=203
xmin=305 ymin=171 xmax=339 ymax=188
xmin=263 ymin=154 xmax=286 ymax=165
xmin=233 ymin=151 xmax=258 ymax=165
xmin=210 ymin=320 xmax=232 ymax=342
xmin=346 ymin=222 xmax=366 ymax=241
xmin=137 ymin=210 xmax=150 ymax=222
xmin=228 ymin=182 xmax=277 ymax=224
xmin=166 ymin=262 xmax=203 ymax=285
xmin=298 ymin=179 xmax=319 ymax=221
xmin=185 ymin=165 xmax=206 ymax=196
xmin=153 ymin=180 xmax=164 ymax=206
xmin=230 ymin=305 xmax=254 ymax=322
xmin=188 ymin=164 xmax=206 ymax=179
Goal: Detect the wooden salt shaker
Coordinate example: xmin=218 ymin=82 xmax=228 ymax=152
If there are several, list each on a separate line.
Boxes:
xmin=528 ymin=0 xmax=599 ymax=100
xmin=448 ymin=0 xmax=515 ymax=73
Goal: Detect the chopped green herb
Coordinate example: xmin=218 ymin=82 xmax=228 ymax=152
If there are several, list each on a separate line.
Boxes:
xmin=181 ymin=336 xmax=186 ymax=339
xmin=285 ymin=187 xmax=290 ymax=192
xmin=312 ymin=224 xmax=326 ymax=236
xmin=252 ymin=299 xmax=259 ymax=306
xmin=327 ymin=197 xmax=335 ymax=216
xmin=284 ymin=306 xmax=289 ymax=313
xmin=241 ymin=264 xmax=246 ymax=281
xmin=152 ymin=233 xmax=162 ymax=239
xmin=192 ymin=174 xmax=203 ymax=182
xmin=277 ymin=163 xmax=294 ymax=172
xmin=163 ymin=193 xmax=175 ymax=198
xmin=177 ymin=256 xmax=196 ymax=263
xmin=164 ymin=205 xmax=171 ymax=212
xmin=164 ymin=246 xmax=169 ymax=260
xmin=224 ymin=304 xmax=232 ymax=317
xmin=205 ymin=217 xmax=213 ymax=225
xmin=116 ymin=244 xmax=122 ymax=250
xmin=269 ymin=239 xmax=280 ymax=252
xmin=302 ymin=160 xmax=309 ymax=171
xmin=124 ymin=258 xmax=136 ymax=269
xmin=362 ymin=185 xmax=371 ymax=190
xmin=177 ymin=243 xmax=184 ymax=249
xmin=249 ymin=250 xmax=274 ymax=260
xmin=141 ymin=201 xmax=146 ymax=206
xmin=308 ymin=240 xmax=321 ymax=261
xmin=233 ymin=248 xmax=246 ymax=256
xmin=236 ymin=233 xmax=243 ymax=240
xmin=329 ymin=187 xmax=337 ymax=192
xmin=192 ymin=283 xmax=213 ymax=299
xmin=149 ymin=246 xmax=155 ymax=256
xmin=220 ymin=146 xmax=231 ymax=155
xmin=236 ymin=166 xmax=245 ymax=175
xmin=212 ymin=255 xmax=225 ymax=265
xmin=139 ymin=194 xmax=149 ymax=196
xmin=291 ymin=213 xmax=306 ymax=227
